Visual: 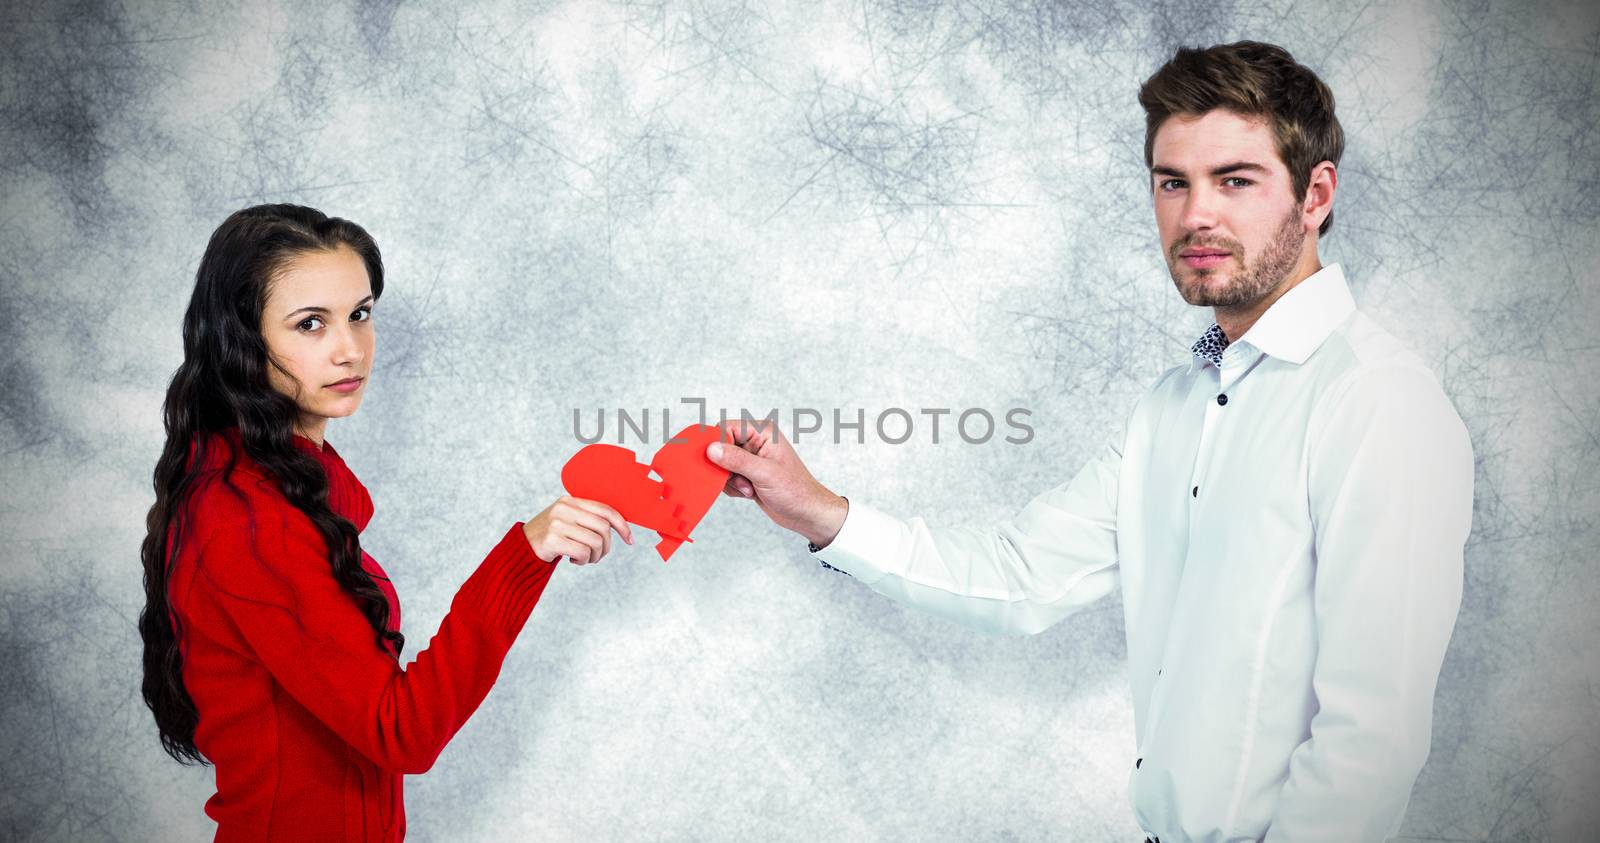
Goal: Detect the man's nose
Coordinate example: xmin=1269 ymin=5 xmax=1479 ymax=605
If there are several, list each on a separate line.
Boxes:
xmin=1180 ymin=184 xmax=1219 ymax=231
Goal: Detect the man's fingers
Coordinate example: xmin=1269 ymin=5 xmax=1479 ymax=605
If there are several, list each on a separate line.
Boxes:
xmin=717 ymin=418 xmax=783 ymax=451
xmin=706 ymin=438 xmax=771 ymax=482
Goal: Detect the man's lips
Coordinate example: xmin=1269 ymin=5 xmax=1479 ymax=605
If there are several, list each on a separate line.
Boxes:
xmin=1180 ymin=248 xmax=1231 ymax=269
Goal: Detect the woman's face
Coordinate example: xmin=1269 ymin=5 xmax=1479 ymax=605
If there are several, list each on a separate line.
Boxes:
xmin=259 ymin=245 xmax=375 ymax=438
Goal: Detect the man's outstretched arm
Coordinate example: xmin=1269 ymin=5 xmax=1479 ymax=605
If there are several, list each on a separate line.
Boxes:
xmin=705 ymin=417 xmax=1124 ymax=636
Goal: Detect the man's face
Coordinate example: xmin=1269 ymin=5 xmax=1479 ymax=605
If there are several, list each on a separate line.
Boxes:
xmin=1151 ymin=109 xmax=1307 ymax=309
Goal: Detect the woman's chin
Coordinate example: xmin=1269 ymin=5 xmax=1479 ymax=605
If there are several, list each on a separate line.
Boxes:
xmin=317 ymin=399 xmax=363 ymax=420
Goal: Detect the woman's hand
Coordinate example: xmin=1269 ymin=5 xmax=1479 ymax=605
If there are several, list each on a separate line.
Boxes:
xmin=522 ymin=496 xmax=633 ymax=565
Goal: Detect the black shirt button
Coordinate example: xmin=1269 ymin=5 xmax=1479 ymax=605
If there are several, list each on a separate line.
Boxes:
xmin=1136 ymin=757 xmax=1143 ymax=769
xmin=1192 ymin=486 xmax=1198 ymax=498
xmin=1217 ymin=393 xmax=1228 ymax=405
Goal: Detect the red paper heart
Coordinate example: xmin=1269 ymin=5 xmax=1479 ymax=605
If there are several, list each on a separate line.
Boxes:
xmin=560 ymin=424 xmax=730 ymax=561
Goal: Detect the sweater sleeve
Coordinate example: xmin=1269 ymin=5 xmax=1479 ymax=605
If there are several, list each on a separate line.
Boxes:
xmin=182 ymin=485 xmax=558 ymax=775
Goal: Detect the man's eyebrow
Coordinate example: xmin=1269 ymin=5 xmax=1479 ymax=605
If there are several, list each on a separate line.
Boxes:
xmin=285 ymin=294 xmax=374 ymax=319
xmin=1151 ymin=161 xmax=1271 ymax=178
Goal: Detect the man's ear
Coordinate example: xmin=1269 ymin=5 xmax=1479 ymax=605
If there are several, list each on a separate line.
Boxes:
xmin=1303 ymin=161 xmax=1337 ymax=233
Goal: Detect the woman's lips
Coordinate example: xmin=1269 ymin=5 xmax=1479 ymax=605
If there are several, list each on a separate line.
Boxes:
xmin=1182 ymin=252 xmax=1231 ymax=269
xmin=327 ymin=378 xmax=363 ymax=394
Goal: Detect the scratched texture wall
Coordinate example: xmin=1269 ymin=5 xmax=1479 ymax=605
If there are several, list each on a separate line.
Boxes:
xmin=3 ymin=0 xmax=1597 ymax=840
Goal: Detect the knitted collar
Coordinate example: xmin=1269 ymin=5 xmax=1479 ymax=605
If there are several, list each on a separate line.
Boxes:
xmin=192 ymin=426 xmax=374 ymax=532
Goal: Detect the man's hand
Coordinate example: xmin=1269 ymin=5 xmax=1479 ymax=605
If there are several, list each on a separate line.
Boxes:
xmin=704 ymin=419 xmax=848 ymax=549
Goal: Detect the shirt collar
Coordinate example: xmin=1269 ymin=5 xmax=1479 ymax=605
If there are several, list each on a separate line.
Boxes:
xmin=1190 ymin=323 xmax=1231 ymax=370
xmin=1187 ymin=263 xmax=1355 ymax=372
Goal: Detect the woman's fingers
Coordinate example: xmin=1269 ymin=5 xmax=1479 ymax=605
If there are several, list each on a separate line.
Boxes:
xmin=561 ymin=519 xmax=608 ymax=563
xmin=548 ymin=535 xmax=591 ymax=564
xmin=531 ymin=496 xmax=644 ymax=565
xmin=553 ymin=499 xmax=616 ymax=558
xmin=562 ymin=524 xmax=606 ymax=565
xmin=567 ymin=497 xmax=634 ymax=545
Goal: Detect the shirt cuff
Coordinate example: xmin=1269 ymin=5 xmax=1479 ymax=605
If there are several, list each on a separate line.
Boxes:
xmin=810 ymin=500 xmax=901 ymax=586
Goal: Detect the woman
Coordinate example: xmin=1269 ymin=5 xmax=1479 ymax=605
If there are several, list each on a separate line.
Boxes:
xmin=138 ymin=204 xmax=630 ymax=841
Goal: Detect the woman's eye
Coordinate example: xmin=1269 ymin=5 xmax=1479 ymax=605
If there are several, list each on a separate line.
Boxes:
xmin=351 ymin=306 xmax=372 ymax=322
xmin=298 ymin=316 xmax=324 ymax=332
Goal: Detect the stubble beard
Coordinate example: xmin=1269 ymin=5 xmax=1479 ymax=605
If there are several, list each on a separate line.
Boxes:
xmin=1168 ymin=206 xmax=1305 ymax=308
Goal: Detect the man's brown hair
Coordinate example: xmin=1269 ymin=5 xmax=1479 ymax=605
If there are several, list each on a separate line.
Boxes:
xmin=1139 ymin=41 xmax=1344 ymax=236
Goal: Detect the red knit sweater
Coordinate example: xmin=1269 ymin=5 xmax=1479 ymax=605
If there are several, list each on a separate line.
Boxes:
xmin=167 ymin=426 xmax=558 ymax=841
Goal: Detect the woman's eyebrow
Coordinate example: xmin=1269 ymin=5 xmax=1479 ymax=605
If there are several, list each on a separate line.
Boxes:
xmin=285 ymin=295 xmax=375 ymax=319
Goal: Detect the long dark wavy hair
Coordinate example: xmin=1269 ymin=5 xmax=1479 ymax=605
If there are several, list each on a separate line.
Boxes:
xmin=139 ymin=204 xmax=403 ymax=765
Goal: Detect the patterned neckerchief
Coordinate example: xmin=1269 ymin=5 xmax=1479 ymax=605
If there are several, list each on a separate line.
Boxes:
xmin=1191 ymin=322 xmax=1231 ymax=368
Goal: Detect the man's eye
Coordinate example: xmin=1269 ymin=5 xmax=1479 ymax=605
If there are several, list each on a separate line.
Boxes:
xmin=1158 ymin=179 xmax=1186 ymax=192
xmin=351 ymin=306 xmax=372 ymax=322
xmin=1223 ymin=177 xmax=1252 ymax=188
xmin=298 ymin=316 xmax=324 ymax=332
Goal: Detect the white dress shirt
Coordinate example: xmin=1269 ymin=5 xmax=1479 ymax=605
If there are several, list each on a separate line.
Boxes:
xmin=813 ymin=264 xmax=1474 ymax=842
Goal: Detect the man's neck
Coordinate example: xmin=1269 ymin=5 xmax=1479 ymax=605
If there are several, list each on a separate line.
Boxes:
xmin=1214 ymin=252 xmax=1324 ymax=342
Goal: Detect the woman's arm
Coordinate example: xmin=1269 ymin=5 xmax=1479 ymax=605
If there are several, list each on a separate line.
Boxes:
xmin=179 ymin=485 xmax=558 ymax=775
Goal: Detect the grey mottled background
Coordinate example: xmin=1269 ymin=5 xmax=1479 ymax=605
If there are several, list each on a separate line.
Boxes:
xmin=3 ymin=0 xmax=1598 ymax=840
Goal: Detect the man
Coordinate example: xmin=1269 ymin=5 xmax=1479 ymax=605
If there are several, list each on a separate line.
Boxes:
xmin=704 ymin=41 xmax=1474 ymax=842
